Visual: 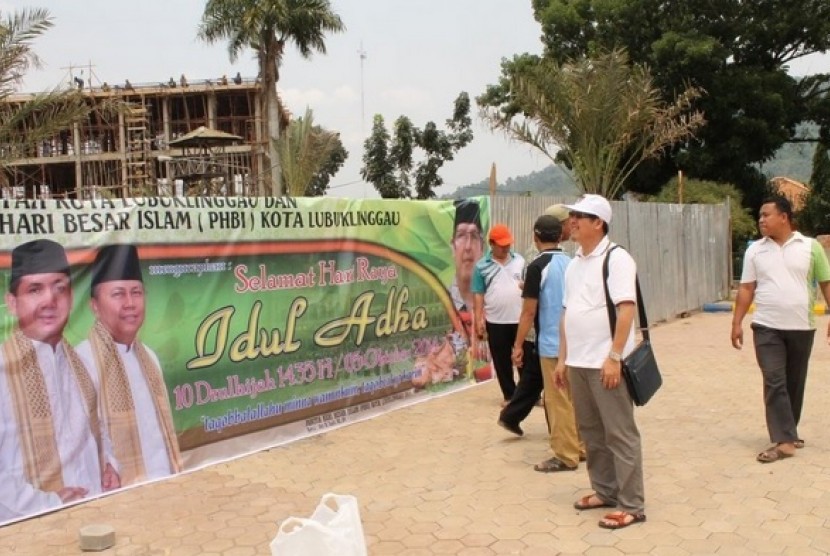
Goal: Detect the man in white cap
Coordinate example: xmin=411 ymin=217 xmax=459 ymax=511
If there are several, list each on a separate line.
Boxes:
xmin=0 ymin=239 xmax=119 ymax=522
xmin=76 ymin=244 xmax=182 ymax=487
xmin=554 ymin=194 xmax=646 ymax=529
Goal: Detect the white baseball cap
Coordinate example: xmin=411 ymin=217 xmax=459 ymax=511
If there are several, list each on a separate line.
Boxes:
xmin=564 ymin=194 xmax=613 ymax=224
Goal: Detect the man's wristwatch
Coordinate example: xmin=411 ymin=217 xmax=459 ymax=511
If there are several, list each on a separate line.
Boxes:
xmin=608 ymin=350 xmax=622 ymax=362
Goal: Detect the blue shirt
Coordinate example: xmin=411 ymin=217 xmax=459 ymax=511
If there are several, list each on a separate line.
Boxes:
xmin=536 ymin=250 xmax=570 ymax=357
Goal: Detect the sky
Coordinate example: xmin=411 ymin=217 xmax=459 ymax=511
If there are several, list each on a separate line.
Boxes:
xmin=1 ymin=0 xmax=553 ymax=199
xmin=2 ymin=1 xmax=830 ymax=199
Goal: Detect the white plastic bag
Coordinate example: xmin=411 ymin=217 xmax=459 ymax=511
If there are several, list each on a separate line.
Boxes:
xmin=270 ymin=493 xmax=367 ymax=556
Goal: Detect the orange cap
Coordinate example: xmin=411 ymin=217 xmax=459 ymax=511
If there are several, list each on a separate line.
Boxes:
xmin=488 ymin=224 xmax=513 ymax=247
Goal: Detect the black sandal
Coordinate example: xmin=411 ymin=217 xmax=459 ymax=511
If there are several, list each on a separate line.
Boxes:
xmin=534 ymin=457 xmax=576 ymax=473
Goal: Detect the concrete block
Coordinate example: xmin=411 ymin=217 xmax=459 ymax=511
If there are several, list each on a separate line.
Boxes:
xmin=79 ymin=524 xmax=115 ymax=552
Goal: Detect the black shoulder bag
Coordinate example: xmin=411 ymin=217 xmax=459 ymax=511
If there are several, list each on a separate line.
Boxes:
xmin=602 ymin=246 xmax=662 ymax=406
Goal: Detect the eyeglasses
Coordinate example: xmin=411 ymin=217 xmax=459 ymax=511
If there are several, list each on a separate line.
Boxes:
xmin=569 ymin=211 xmax=596 ymax=220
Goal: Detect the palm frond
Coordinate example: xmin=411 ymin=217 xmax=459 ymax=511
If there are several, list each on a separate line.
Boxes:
xmin=277 ymin=108 xmax=339 ymax=196
xmin=481 ymin=48 xmax=705 ymax=198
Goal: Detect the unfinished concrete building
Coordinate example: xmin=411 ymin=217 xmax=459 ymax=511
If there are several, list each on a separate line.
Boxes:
xmin=2 ymin=76 xmax=285 ymax=199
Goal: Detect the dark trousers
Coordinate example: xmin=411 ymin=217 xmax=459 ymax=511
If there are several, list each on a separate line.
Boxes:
xmin=500 ymin=340 xmax=543 ymax=425
xmin=751 ymin=323 xmax=815 ymax=443
xmin=486 ymin=321 xmax=519 ymax=401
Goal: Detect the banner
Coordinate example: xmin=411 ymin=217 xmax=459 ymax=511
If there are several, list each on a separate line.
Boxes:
xmin=0 ymin=195 xmax=492 ymax=526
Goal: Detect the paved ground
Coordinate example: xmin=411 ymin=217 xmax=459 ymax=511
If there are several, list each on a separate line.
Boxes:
xmin=2 ymin=312 xmax=830 ymax=555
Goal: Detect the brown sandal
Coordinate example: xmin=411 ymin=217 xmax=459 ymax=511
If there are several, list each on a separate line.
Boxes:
xmin=573 ymin=494 xmax=615 ymax=511
xmin=598 ymin=511 xmax=646 ymax=529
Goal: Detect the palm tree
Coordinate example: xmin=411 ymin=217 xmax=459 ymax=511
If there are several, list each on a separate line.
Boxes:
xmin=0 ymin=8 xmax=88 ymax=182
xmin=480 ymin=49 xmax=705 ymax=199
xmin=198 ymin=0 xmax=345 ymax=198
xmin=277 ymin=107 xmax=341 ymax=196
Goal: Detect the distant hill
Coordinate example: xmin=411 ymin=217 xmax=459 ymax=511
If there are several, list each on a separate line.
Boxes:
xmin=757 ymin=122 xmax=818 ymax=184
xmin=446 ymin=164 xmax=579 ymax=199
xmin=447 ymin=125 xmax=817 ymax=199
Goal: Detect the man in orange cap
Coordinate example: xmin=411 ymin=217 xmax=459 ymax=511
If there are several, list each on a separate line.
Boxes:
xmin=471 ymin=224 xmax=525 ymax=404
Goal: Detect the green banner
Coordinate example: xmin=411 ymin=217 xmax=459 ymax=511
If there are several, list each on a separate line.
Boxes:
xmin=0 ymin=195 xmax=491 ymax=525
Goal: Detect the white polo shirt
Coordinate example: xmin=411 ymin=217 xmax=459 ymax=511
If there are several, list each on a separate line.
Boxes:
xmin=741 ymin=232 xmax=830 ymax=330
xmin=470 ymin=251 xmax=525 ymax=323
xmin=563 ymin=237 xmax=637 ymax=368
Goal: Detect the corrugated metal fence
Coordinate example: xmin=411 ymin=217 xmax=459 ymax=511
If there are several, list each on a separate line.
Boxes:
xmin=490 ymin=196 xmax=732 ymax=323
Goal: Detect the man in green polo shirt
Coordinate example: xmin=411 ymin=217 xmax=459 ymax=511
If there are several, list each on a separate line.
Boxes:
xmin=732 ymin=195 xmax=830 ymax=463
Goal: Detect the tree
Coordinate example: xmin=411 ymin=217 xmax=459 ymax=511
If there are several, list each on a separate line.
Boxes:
xmin=799 ymin=140 xmax=830 ymax=235
xmin=306 ymin=137 xmax=347 ymax=196
xmin=0 ymin=8 xmax=88 ymax=179
xmin=275 ymin=107 xmax=345 ymax=196
xmin=479 ymin=49 xmax=704 ymax=199
xmin=199 ymin=0 xmax=345 ymax=197
xmin=360 ymin=92 xmax=474 ymax=199
xmin=483 ymin=0 xmax=830 ymax=206
xmin=651 ymin=177 xmax=757 ymax=242
xmin=361 ymin=115 xmax=401 ymax=198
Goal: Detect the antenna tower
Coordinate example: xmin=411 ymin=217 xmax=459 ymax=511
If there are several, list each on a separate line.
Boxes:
xmin=358 ymin=42 xmax=367 ymax=131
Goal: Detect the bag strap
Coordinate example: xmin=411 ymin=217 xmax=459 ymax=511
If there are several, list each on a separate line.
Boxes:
xmin=602 ymin=245 xmax=650 ymax=342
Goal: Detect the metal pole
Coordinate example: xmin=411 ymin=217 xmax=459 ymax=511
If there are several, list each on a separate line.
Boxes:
xmin=358 ymin=43 xmax=367 ymax=132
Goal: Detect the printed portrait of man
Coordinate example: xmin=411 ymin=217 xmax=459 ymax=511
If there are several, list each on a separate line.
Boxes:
xmin=0 ymin=239 xmax=118 ymax=522
xmin=450 ymin=199 xmax=484 ymax=313
xmin=75 ymin=244 xmax=182 ymax=487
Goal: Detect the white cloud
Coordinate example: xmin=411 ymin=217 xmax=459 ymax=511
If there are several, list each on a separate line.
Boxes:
xmin=281 ymin=87 xmax=327 ymax=110
xmin=281 ymin=86 xmax=359 ymax=111
xmin=333 ymin=86 xmax=358 ymax=102
xmin=379 ymin=87 xmax=431 ymax=111
xmin=340 ymin=131 xmax=367 ymax=148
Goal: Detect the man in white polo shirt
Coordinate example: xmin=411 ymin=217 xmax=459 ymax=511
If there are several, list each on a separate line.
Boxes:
xmin=554 ymin=194 xmax=646 ymax=530
xmin=472 ymin=224 xmax=525 ymax=404
xmin=732 ymin=195 xmax=830 ymax=464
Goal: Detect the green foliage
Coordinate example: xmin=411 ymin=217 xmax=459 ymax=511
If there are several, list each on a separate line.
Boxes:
xmin=389 ymin=116 xmax=414 ymax=195
xmin=360 ymin=92 xmax=473 ymax=199
xmin=0 ymin=8 xmax=89 ymax=175
xmin=361 ymin=114 xmax=401 ymax=198
xmin=652 ymin=177 xmax=757 ymax=241
xmin=799 ymin=141 xmax=830 ymax=235
xmin=306 ymin=137 xmax=347 ymax=196
xmin=198 ymin=0 xmax=346 ymax=64
xmin=199 ymin=0 xmax=345 ymax=196
xmin=490 ymin=0 xmax=830 ymax=203
xmin=275 ymin=108 xmax=345 ymax=197
xmin=479 ymin=48 xmax=704 ymax=199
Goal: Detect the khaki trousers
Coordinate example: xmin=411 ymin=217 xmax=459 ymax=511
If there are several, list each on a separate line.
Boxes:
xmin=540 ymin=357 xmax=584 ymax=467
